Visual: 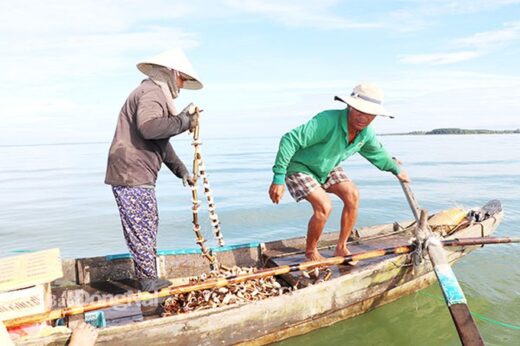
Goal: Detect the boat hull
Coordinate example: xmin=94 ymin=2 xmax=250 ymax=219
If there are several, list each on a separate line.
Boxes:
xmin=16 ymin=209 xmax=503 ymax=345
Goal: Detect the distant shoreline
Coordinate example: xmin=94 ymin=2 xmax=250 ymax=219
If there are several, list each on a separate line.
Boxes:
xmin=380 ymin=128 xmax=520 ymax=136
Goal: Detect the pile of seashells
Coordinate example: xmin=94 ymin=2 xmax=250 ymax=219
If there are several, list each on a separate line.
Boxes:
xmin=162 ymin=266 xmax=291 ymax=316
xmin=162 ymin=265 xmax=333 ymax=316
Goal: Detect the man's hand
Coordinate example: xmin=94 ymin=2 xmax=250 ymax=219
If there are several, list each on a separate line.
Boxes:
xmin=269 ymin=183 xmax=285 ymax=204
xmin=396 ymin=170 xmax=411 ymax=183
xmin=182 ymin=174 xmax=195 ymax=187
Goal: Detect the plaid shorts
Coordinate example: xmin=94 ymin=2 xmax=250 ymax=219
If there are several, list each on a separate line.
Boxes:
xmin=285 ymin=166 xmax=350 ymax=202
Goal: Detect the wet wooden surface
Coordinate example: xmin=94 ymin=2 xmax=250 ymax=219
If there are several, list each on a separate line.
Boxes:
xmin=265 ymin=233 xmax=412 ymax=286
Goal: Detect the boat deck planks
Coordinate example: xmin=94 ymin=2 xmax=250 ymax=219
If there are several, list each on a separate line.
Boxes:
xmin=265 ymin=233 xmax=413 ymax=286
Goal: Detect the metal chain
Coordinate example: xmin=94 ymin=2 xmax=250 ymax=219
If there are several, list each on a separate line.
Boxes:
xmin=189 ymin=108 xmax=224 ymax=269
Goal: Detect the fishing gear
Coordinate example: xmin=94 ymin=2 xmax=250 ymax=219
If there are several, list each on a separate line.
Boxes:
xmin=189 ymin=107 xmax=224 ymax=270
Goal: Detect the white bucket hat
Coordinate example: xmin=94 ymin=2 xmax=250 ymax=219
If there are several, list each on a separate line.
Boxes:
xmin=335 ymin=83 xmax=393 ymax=118
xmin=137 ymin=48 xmax=203 ymax=90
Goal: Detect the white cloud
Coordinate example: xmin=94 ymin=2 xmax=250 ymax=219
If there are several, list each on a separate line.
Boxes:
xmin=392 ymin=0 xmax=520 ymax=15
xmin=0 ymin=1 xmax=201 ymax=87
xmin=0 ymin=1 xmax=194 ymax=34
xmin=383 ymin=1 xmax=520 ymax=32
xmin=400 ymin=51 xmax=481 ymax=65
xmin=223 ymin=0 xmax=381 ymax=29
xmin=455 ymin=21 xmax=520 ymax=49
xmin=400 ymin=22 xmax=520 ymax=65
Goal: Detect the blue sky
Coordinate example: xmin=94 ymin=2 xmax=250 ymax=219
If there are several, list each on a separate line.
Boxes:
xmin=1 ymin=0 xmax=519 ymax=145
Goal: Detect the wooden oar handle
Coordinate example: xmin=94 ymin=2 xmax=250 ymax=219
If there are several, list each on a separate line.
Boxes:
xmin=392 ymin=158 xmax=421 ymax=222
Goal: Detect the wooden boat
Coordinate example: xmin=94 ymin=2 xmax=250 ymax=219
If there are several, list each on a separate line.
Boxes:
xmin=15 ymin=200 xmax=503 ymax=345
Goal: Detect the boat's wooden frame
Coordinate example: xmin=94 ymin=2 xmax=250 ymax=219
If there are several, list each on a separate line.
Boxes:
xmin=15 ymin=206 xmax=503 ymax=346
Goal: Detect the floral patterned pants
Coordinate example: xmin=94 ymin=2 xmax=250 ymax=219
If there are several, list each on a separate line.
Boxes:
xmin=112 ymin=186 xmax=159 ymax=279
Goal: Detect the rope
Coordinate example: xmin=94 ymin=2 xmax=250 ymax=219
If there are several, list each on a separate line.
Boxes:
xmin=189 ymin=108 xmax=224 ymax=269
xmin=418 ymin=291 xmax=520 ymax=330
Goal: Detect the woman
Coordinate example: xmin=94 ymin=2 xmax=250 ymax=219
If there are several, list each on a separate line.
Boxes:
xmin=105 ymin=48 xmax=202 ymax=291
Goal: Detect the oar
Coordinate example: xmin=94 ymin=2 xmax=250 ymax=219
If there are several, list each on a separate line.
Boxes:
xmin=4 ymin=235 xmax=516 ymax=329
xmin=443 ymin=236 xmax=520 ymax=247
xmin=399 ymin=180 xmax=485 ymax=346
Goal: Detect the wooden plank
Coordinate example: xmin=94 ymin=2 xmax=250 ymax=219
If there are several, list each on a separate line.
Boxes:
xmin=0 ymin=249 xmax=62 ymax=292
xmin=76 ymin=257 xmax=135 ymax=285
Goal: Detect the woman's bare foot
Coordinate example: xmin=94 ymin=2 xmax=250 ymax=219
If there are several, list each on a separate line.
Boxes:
xmin=334 ymin=246 xmax=358 ymax=265
xmin=305 ymin=249 xmax=326 ymax=261
xmin=69 ymin=322 xmax=98 ymax=346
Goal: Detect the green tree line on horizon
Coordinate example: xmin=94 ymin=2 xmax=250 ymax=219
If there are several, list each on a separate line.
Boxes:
xmin=382 ymin=128 xmax=520 ymax=136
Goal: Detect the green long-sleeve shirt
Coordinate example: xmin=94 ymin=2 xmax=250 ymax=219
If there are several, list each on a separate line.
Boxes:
xmin=272 ymin=108 xmax=400 ymax=185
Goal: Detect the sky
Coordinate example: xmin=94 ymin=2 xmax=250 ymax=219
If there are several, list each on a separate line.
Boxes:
xmin=0 ymin=0 xmax=519 ymax=145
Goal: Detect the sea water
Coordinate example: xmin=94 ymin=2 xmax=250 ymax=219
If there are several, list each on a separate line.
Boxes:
xmin=1 ymin=134 xmax=519 ymax=345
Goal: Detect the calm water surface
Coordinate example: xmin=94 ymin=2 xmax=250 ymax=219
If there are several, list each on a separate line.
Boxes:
xmin=1 ymin=134 xmax=519 ymax=345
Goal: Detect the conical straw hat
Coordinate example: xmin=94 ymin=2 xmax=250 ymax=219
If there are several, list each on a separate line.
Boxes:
xmin=137 ymin=48 xmax=203 ymax=90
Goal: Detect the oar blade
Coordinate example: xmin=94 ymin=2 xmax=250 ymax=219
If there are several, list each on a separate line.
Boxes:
xmin=449 ymin=304 xmax=484 ymax=346
xmin=429 ymin=251 xmax=484 ymax=345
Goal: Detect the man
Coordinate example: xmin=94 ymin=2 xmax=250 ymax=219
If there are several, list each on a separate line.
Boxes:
xmin=105 ymin=48 xmax=202 ymax=291
xmin=269 ymin=83 xmax=410 ymax=262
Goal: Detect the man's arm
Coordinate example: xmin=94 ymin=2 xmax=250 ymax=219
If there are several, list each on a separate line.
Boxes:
xmin=269 ymin=112 xmax=332 ymax=203
xmin=359 ymin=129 xmax=401 ymax=175
xmin=272 ymin=112 xmax=332 ymax=184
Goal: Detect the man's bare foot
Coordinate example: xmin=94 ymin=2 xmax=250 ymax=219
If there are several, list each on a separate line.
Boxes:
xmin=305 ymin=250 xmax=326 ymax=261
xmin=334 ymin=246 xmax=358 ymax=265
xmin=69 ymin=322 xmax=98 ymax=346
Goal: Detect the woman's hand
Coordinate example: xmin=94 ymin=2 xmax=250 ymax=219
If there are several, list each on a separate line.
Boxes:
xmin=182 ymin=174 xmax=195 ymax=187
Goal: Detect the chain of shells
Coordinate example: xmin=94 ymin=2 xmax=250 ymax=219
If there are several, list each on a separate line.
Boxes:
xmin=197 ymin=154 xmax=224 ymax=246
xmin=190 ymin=122 xmax=224 ymax=268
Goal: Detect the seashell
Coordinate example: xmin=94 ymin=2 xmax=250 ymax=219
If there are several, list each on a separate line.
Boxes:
xmin=302 ymin=271 xmax=311 ymax=279
xmin=203 ymin=291 xmax=211 ymax=302
xmin=272 ymin=281 xmax=281 ymax=289
xmin=324 ymin=271 xmax=332 ymax=281
xmin=220 ymin=264 xmax=231 ymax=272
xmin=218 ymin=287 xmax=228 ymax=294
xmin=222 ymin=293 xmax=233 ymax=305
